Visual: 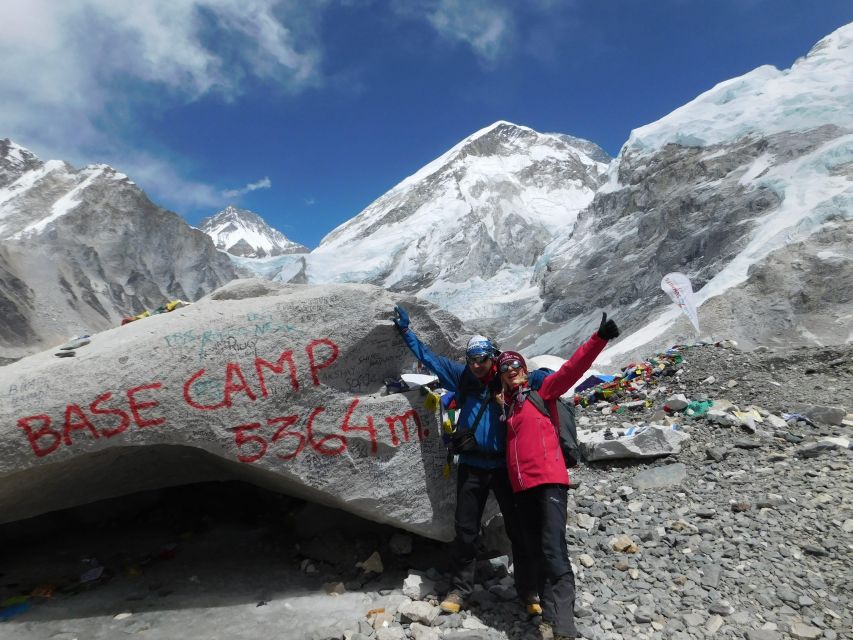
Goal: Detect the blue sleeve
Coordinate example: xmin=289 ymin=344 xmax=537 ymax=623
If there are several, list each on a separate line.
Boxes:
xmin=400 ymin=328 xmax=466 ymax=391
xmin=528 ymin=368 xmax=552 ymax=391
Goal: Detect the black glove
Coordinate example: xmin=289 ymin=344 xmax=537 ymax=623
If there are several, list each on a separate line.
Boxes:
xmin=393 ymin=305 xmax=410 ymax=332
xmin=597 ymin=312 xmax=620 ymax=340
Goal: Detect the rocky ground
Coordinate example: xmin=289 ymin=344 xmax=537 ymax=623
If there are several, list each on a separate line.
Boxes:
xmin=1 ymin=342 xmax=850 ymax=640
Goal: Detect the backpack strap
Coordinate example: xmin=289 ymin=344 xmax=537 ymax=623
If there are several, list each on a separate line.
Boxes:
xmin=525 ymin=389 xmax=551 ymax=419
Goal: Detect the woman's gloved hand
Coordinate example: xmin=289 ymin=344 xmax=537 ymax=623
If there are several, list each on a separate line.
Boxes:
xmin=597 ymin=312 xmax=620 ymax=340
xmin=393 ymin=304 xmax=410 ymax=332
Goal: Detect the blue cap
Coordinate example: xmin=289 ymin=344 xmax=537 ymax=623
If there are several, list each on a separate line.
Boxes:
xmin=466 ymin=335 xmax=495 ymax=357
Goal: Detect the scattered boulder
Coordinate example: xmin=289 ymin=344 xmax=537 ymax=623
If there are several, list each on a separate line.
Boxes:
xmin=609 ymin=534 xmax=639 ymax=553
xmin=631 ymin=463 xmax=688 ymax=489
xmin=583 ymin=426 xmax=689 ymax=461
xmin=789 ymin=403 xmax=847 ymax=426
xmin=402 ymin=572 xmax=436 ymax=600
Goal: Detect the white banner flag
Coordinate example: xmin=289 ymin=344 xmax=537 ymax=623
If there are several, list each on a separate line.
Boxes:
xmin=661 ymin=272 xmax=700 ymax=334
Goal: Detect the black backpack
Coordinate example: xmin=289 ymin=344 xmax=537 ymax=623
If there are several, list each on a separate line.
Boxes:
xmin=525 ymin=389 xmax=582 ymax=468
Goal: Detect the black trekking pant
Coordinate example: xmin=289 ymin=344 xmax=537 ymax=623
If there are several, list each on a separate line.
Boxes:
xmin=449 ymin=463 xmax=535 ymax=600
xmin=516 ymin=483 xmax=578 ymax=637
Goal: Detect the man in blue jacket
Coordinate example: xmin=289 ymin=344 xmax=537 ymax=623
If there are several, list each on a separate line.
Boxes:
xmin=393 ymin=305 xmax=538 ymax=615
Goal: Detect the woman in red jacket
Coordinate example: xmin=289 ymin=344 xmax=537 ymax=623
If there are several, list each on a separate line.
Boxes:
xmin=497 ymin=313 xmax=620 ymax=640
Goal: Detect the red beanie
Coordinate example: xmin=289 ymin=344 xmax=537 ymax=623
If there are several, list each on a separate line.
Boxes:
xmin=496 ymin=351 xmax=527 ymax=371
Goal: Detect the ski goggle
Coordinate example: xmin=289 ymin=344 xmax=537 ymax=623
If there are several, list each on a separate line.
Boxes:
xmin=499 ymin=360 xmax=524 ymax=373
xmin=466 ymin=354 xmax=491 ymax=365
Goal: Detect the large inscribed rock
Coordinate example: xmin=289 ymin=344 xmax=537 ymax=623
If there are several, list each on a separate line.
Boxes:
xmin=0 ymin=280 xmax=464 ymax=540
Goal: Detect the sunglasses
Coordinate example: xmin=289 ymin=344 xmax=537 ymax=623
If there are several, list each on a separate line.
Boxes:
xmin=466 ymin=354 xmax=491 ymax=365
xmin=499 ymin=360 xmax=524 ymax=373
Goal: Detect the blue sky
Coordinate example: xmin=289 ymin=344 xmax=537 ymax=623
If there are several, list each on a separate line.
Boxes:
xmin=1 ymin=1 xmax=851 ymax=248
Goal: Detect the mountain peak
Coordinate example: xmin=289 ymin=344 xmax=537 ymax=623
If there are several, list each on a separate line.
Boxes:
xmin=1 ymin=139 xmax=44 ymax=190
xmin=200 ymin=206 xmax=307 ymax=258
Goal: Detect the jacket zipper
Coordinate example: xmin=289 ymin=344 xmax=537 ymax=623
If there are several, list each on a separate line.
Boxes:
xmin=509 ymin=408 xmax=525 ymax=490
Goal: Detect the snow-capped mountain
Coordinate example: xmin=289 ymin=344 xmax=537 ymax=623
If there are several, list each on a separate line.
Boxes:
xmin=302 ymin=121 xmax=609 ymax=332
xmin=527 ymin=23 xmax=853 ymax=362
xmin=0 ymin=140 xmax=236 ymax=359
xmin=244 ymin=25 xmax=852 ymax=362
xmin=200 ymin=205 xmax=307 ymax=258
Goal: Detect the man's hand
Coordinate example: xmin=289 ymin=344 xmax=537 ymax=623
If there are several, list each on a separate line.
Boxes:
xmin=393 ymin=305 xmax=410 ymax=332
xmin=597 ymin=312 xmax=620 ymax=340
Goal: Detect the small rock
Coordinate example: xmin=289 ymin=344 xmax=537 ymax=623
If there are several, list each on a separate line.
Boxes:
xmin=727 ymin=379 xmax=738 ymax=388
xmin=324 ymin=582 xmax=346 ymax=595
xmin=575 ymin=513 xmax=597 ymax=531
xmin=634 ymin=608 xmax=654 ymax=623
xmin=461 ymin=616 xmax=488 ymax=630
xmin=375 ymin=626 xmax=406 ymax=640
xmin=705 ymin=614 xmax=724 ymax=634
xmin=746 ymin=631 xmax=781 ymax=640
xmin=800 ymin=544 xmax=828 ymax=557
xmin=666 ymin=394 xmax=689 ymax=411
xmin=632 ymin=463 xmax=688 ymax=489
xmin=113 ymin=613 xmax=133 ymax=620
xmin=609 ymin=534 xmax=639 ymax=553
xmin=797 ymin=441 xmax=842 ymax=458
xmin=709 ymin=600 xmax=734 ymax=616
xmin=766 ymin=414 xmax=789 ymax=429
xmin=359 ymin=551 xmax=384 ymax=574
xmin=398 ymin=601 xmax=440 ymax=626
xmin=789 ymin=404 xmax=847 ymax=426
xmin=789 ymin=622 xmax=823 ymax=640
xmin=578 ymin=554 xmax=595 ymax=568
xmin=402 ymin=573 xmax=435 ymax=600
xmin=701 ymin=565 xmax=722 ymax=588
xmin=731 ymin=502 xmax=751 ymax=513
xmin=682 ymin=612 xmax=705 ymax=627
xmin=409 ymin=622 xmax=441 ymax=640
xmin=734 ymin=439 xmax=762 ymax=449
xmin=776 ymin=586 xmax=799 ymax=603
xmin=706 ymin=446 xmax=728 ymax=462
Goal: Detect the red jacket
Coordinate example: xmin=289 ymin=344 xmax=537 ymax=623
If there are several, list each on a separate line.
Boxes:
xmin=504 ymin=333 xmax=607 ymax=493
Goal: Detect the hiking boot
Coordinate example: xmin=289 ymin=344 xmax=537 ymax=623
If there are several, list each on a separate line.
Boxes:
xmin=439 ymin=592 xmax=465 ymax=613
xmin=525 ymin=593 xmax=543 ymax=616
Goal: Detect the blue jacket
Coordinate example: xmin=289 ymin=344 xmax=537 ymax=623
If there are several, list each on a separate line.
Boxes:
xmin=401 ymin=328 xmax=544 ymax=469
xmin=400 ymin=328 xmax=502 ymax=468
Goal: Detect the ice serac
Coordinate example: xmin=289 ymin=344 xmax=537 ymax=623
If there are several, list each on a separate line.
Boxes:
xmin=0 ymin=140 xmax=237 ymax=360
xmin=530 ymin=23 xmax=853 ymax=361
xmin=308 ymin=121 xmax=609 ymax=334
xmin=200 ymin=205 xmax=308 ymax=258
xmin=0 ymin=279 xmax=461 ymax=540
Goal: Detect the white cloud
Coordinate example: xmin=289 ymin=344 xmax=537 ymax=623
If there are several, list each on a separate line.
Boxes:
xmin=427 ymin=0 xmax=512 ymax=63
xmin=222 ymin=176 xmax=272 ymax=199
xmin=0 ymin=0 xmax=324 ymax=206
xmin=112 ymin=152 xmax=225 ymax=210
xmin=393 ymin=0 xmax=514 ymax=64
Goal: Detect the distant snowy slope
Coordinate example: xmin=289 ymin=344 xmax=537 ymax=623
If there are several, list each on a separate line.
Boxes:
xmin=307 ymin=121 xmax=609 ymax=330
xmin=0 ymin=139 xmax=235 ymax=359
xmin=530 ymin=23 xmax=853 ymax=362
xmin=200 ymin=205 xmax=307 ymax=258
xmin=622 ymin=24 xmax=853 ymax=155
